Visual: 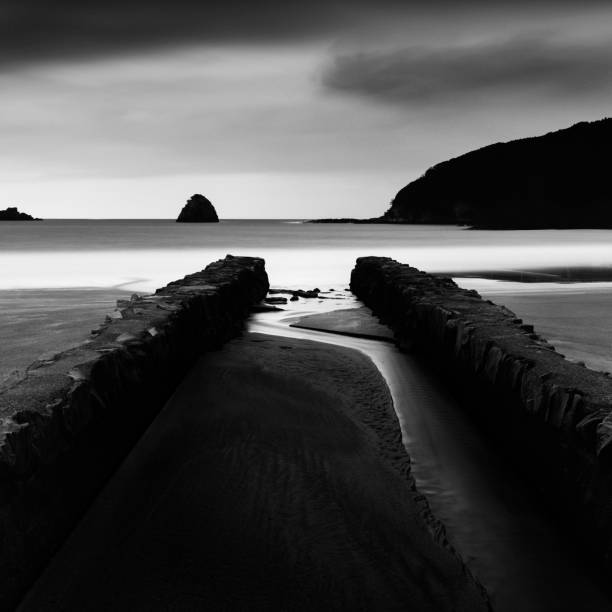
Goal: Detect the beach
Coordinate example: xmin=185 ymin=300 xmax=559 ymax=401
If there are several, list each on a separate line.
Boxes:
xmin=4 ymin=221 xmax=612 ymax=610
xmin=0 ymin=288 xmax=128 ymax=389
xmin=19 ymin=332 xmax=488 ymax=611
xmin=460 ymin=281 xmax=612 ymax=373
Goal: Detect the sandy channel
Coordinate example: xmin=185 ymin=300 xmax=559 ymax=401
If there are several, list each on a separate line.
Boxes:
xmin=19 ymin=332 xmax=488 ymax=611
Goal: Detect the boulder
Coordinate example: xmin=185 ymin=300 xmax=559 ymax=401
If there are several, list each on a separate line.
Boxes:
xmin=294 ymin=289 xmax=320 ymax=298
xmin=269 ymin=288 xmax=320 ymax=299
xmin=176 ymin=194 xmax=219 ymax=223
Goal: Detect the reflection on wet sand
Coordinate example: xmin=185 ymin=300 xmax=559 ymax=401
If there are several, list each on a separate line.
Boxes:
xmin=252 ymin=300 xmax=612 ymax=612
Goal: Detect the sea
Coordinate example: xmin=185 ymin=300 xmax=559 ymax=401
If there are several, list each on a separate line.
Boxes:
xmin=2 ymin=219 xmax=612 ymax=291
xmin=2 ymin=218 xmax=612 ymax=380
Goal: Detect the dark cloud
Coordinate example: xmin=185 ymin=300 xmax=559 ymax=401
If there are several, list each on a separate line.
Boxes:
xmin=1 ymin=0 xmax=608 ymax=69
xmin=0 ymin=0 xmax=396 ymax=68
xmin=323 ymin=35 xmax=612 ymax=105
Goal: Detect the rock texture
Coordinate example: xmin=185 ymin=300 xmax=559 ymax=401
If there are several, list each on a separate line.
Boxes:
xmin=351 ymin=256 xmax=612 ymax=578
xmin=0 ymin=255 xmax=268 ymax=609
xmin=0 ymin=207 xmax=39 ymax=221
xmin=269 ymin=288 xmax=320 ymax=298
xmin=381 ymin=118 xmax=612 ymax=228
xmin=176 ymin=194 xmax=219 ymax=223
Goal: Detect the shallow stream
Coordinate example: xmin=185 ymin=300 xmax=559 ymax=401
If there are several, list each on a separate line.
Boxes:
xmin=251 ymin=297 xmax=612 ymax=612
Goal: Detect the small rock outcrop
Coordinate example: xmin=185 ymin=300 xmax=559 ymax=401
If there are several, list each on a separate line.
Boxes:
xmin=269 ymin=288 xmax=320 ymax=299
xmin=0 ymin=207 xmax=40 ymax=221
xmin=264 ymin=296 xmax=288 ymax=305
xmin=176 ymin=194 xmax=219 ymax=223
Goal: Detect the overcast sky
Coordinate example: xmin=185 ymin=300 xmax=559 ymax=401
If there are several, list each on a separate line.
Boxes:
xmin=2 ymin=1 xmax=612 ymax=218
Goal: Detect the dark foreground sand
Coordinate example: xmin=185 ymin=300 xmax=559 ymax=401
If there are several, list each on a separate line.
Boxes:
xmin=20 ymin=333 xmax=488 ymax=612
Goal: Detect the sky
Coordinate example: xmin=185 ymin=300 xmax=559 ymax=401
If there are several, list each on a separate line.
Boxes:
xmin=2 ymin=1 xmax=612 ymax=218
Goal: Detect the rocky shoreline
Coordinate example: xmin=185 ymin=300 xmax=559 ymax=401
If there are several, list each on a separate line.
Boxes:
xmin=0 ymin=255 xmax=268 ymax=609
xmin=350 ymin=256 xmax=612 ymax=581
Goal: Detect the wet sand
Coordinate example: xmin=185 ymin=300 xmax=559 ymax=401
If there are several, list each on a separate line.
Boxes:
xmin=19 ymin=332 xmax=488 ymax=612
xmin=251 ymin=309 xmax=612 ymax=611
xmin=492 ymin=290 xmax=612 ymax=372
xmin=446 ymin=266 xmax=612 ymax=284
xmin=457 ymin=281 xmax=612 ymax=373
xmin=0 ymin=288 xmax=128 ymax=389
xmin=289 ymin=306 xmax=395 ymax=341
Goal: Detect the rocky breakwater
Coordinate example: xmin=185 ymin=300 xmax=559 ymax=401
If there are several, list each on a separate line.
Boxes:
xmin=0 ymin=255 xmax=268 ymax=610
xmin=351 ymin=256 xmax=612 ymax=579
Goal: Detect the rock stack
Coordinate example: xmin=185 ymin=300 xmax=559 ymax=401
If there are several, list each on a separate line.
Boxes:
xmin=176 ymin=194 xmax=219 ymax=223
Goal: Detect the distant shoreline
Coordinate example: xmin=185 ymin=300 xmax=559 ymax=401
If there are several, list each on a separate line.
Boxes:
xmin=309 ymin=217 xmax=612 ymax=229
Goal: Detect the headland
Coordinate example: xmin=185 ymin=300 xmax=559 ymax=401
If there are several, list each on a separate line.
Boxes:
xmin=312 ymin=117 xmax=612 ymax=229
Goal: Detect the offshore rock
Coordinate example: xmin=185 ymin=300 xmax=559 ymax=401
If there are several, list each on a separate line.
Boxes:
xmin=0 ymin=207 xmax=40 ymax=221
xmin=176 ymin=194 xmax=219 ymax=223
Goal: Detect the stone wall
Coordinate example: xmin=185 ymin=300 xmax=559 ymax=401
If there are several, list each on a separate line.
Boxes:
xmin=351 ymin=256 xmax=612 ymax=575
xmin=0 ymin=255 xmax=268 ymax=609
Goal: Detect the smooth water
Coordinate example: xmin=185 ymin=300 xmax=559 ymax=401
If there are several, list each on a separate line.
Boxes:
xmin=1 ymin=219 xmax=612 ymax=291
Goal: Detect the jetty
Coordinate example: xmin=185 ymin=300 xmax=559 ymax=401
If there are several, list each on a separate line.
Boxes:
xmin=0 ymin=256 xmax=268 ymax=608
xmin=351 ymin=256 xmax=612 ymax=577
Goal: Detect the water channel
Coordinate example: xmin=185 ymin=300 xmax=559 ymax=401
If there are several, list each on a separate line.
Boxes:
xmin=250 ymin=298 xmax=612 ymax=612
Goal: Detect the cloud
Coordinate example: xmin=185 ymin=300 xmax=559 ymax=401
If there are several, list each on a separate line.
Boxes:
xmin=0 ymin=45 xmax=416 ymax=181
xmin=0 ymin=0 xmax=400 ymax=69
xmin=323 ymin=34 xmax=612 ymax=105
xmin=1 ymin=0 xmax=609 ymax=70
